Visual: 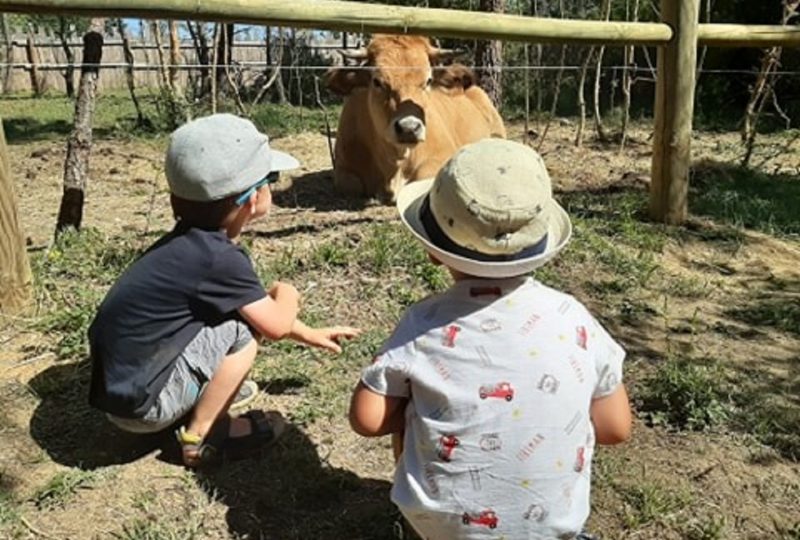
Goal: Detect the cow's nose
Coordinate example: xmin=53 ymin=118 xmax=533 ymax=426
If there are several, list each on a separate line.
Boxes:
xmin=394 ymin=116 xmax=425 ymax=139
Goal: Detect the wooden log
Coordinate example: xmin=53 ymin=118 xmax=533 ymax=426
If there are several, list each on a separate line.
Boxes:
xmin=650 ymin=0 xmax=700 ymax=225
xmin=0 ymin=0 xmax=673 ymax=46
xmin=3 ymin=1 xmax=800 ymax=47
xmin=0 ymin=118 xmax=33 ymax=315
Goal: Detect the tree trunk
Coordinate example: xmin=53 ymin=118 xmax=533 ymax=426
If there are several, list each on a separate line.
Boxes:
xmin=273 ymin=27 xmax=288 ymax=105
xmin=211 ymin=23 xmax=220 ymax=113
xmin=55 ymin=18 xmax=103 ymax=236
xmin=57 ymin=17 xmax=75 ymax=98
xmin=0 ymin=120 xmax=32 ymax=314
xmin=1 ymin=15 xmax=11 ymax=94
xmin=475 ymin=0 xmax=505 ymax=110
xmin=168 ymin=20 xmax=182 ymax=92
xmin=620 ymin=0 xmax=640 ymax=150
xmin=151 ymin=21 xmax=170 ymax=90
xmin=187 ymin=21 xmax=210 ymax=99
xmin=215 ymin=23 xmax=233 ymax=93
xmin=575 ymin=46 xmax=595 ymax=147
xmin=116 ymin=19 xmax=145 ymax=127
xmin=537 ymin=43 xmax=567 ymax=151
xmin=740 ymin=1 xmax=797 ymax=166
xmin=251 ymin=25 xmax=285 ymax=110
xmin=592 ymin=0 xmax=612 ymax=143
xmin=26 ymin=29 xmax=43 ymax=96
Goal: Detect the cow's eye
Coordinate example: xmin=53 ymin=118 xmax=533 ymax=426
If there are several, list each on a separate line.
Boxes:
xmin=372 ymin=78 xmax=383 ymax=89
xmin=425 ymin=77 xmax=433 ymax=88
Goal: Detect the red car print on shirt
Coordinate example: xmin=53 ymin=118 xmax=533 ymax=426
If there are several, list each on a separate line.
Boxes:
xmin=462 ymin=510 xmax=498 ymax=529
xmin=437 ymin=435 xmax=460 ymax=461
xmin=576 ymin=326 xmax=588 ymax=349
xmin=442 ymin=325 xmax=461 ymax=347
xmin=574 ymin=446 xmax=586 ymax=472
xmin=479 ymin=382 xmax=514 ymax=401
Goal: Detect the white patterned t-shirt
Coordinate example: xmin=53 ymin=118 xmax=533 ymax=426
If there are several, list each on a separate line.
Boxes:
xmin=361 ymin=277 xmax=625 ymax=540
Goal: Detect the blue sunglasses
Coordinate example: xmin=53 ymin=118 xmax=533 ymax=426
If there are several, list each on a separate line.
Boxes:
xmin=234 ymin=171 xmax=280 ymax=206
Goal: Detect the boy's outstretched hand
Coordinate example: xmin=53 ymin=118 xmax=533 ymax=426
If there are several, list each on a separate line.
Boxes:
xmin=290 ymin=320 xmax=361 ymax=353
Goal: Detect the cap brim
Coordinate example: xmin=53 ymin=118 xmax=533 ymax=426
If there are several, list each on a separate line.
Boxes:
xmin=270 ymin=149 xmax=300 ymax=172
xmin=397 ymin=179 xmax=572 ymax=279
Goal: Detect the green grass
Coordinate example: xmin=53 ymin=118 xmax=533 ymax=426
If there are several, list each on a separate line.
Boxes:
xmin=113 ymin=519 xmax=201 ymax=540
xmin=683 ymin=517 xmax=727 ymax=540
xmin=31 ymin=228 xmax=144 ymax=361
xmin=32 ymin=469 xmax=102 ymax=509
xmin=638 ymin=357 xmax=731 ymax=431
xmin=734 ymin=389 xmax=800 ymax=461
xmin=0 ymin=490 xmax=19 ymax=531
xmin=620 ymin=480 xmax=692 ymax=528
xmin=691 ymin=161 xmax=800 ymax=237
xmin=0 ymin=92 xmax=340 ymax=144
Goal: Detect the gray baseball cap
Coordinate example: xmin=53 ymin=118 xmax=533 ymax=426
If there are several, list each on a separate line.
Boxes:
xmin=165 ymin=114 xmax=300 ymax=202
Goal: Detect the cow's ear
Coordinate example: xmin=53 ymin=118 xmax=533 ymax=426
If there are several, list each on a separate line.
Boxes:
xmin=433 ymin=64 xmax=475 ymax=90
xmin=325 ymin=67 xmax=371 ymax=96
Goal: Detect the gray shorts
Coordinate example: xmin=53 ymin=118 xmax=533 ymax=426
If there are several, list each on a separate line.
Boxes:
xmin=108 ymin=319 xmax=253 ymax=434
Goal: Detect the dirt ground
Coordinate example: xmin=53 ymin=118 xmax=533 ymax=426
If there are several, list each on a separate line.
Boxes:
xmin=1 ymin=122 xmax=799 ymax=539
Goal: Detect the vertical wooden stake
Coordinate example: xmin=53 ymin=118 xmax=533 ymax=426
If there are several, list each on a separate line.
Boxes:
xmin=650 ymin=0 xmax=700 ymax=224
xmin=0 ymin=119 xmax=33 ymax=314
xmin=55 ymin=18 xmax=103 ymax=236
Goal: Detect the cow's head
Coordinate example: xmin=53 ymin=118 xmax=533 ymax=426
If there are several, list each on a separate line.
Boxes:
xmin=326 ymin=35 xmax=474 ymax=146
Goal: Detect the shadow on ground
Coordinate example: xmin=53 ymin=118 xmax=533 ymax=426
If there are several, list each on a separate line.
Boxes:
xmin=195 ymin=423 xmax=396 ymax=539
xmin=273 ymin=169 xmax=380 ymax=213
xmin=28 ymin=362 xmax=166 ymax=468
xmin=691 ymin=159 xmax=800 ymax=236
xmin=3 ymin=117 xmax=125 ymax=144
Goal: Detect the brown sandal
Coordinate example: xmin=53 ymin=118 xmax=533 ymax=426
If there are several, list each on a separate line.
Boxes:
xmin=176 ymin=410 xmax=285 ymax=467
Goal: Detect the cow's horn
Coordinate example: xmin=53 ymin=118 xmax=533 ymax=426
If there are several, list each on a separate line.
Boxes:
xmin=432 ymin=48 xmax=468 ymax=62
xmin=339 ymin=48 xmax=368 ymax=62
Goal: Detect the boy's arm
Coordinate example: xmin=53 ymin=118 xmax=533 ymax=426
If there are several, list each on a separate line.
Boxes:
xmin=590 ymin=384 xmax=632 ymax=445
xmin=238 ymin=281 xmax=300 ymax=340
xmin=349 ymin=381 xmax=407 ymax=437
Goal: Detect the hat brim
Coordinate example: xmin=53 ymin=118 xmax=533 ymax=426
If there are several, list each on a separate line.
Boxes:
xmin=397 ymin=179 xmax=572 ymax=279
xmin=270 ymin=149 xmax=300 ymax=172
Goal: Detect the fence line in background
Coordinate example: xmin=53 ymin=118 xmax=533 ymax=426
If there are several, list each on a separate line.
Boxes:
xmin=3 ymin=62 xmax=800 ymax=76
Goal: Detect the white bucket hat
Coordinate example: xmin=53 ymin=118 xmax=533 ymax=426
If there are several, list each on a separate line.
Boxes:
xmin=397 ymin=138 xmax=572 ymax=279
xmin=165 ymin=113 xmax=299 ymax=202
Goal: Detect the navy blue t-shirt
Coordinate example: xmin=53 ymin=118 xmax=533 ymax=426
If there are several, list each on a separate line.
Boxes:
xmin=88 ymin=224 xmax=266 ymax=418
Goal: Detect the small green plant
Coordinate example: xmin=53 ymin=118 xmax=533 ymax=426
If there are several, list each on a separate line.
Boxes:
xmin=310 ymin=240 xmax=352 ymax=269
xmin=684 ymin=516 xmax=726 ymax=540
xmin=639 ymin=357 xmax=730 ymax=431
xmin=0 ymin=491 xmax=19 ymax=529
xmin=621 ymin=481 xmax=692 ymax=528
xmin=113 ymin=519 xmax=199 ymax=540
xmin=32 ymin=469 xmax=100 ymax=509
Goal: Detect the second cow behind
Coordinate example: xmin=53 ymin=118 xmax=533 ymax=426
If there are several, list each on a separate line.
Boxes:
xmin=326 ymin=35 xmax=506 ymax=202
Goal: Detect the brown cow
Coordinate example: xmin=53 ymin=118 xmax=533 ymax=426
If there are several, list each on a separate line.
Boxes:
xmin=325 ymin=35 xmax=506 ymax=202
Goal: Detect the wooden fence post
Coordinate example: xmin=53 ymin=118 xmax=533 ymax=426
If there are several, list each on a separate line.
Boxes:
xmin=0 ymin=118 xmax=33 ymax=314
xmin=650 ymin=0 xmax=701 ymax=224
xmin=55 ymin=18 xmax=103 ymax=235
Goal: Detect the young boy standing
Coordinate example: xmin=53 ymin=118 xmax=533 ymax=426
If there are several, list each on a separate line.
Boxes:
xmin=89 ymin=114 xmax=358 ymax=467
xmin=349 ymin=139 xmax=631 ymax=539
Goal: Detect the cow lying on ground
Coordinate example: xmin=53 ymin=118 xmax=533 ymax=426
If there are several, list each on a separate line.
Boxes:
xmin=325 ymin=35 xmax=506 ymax=202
